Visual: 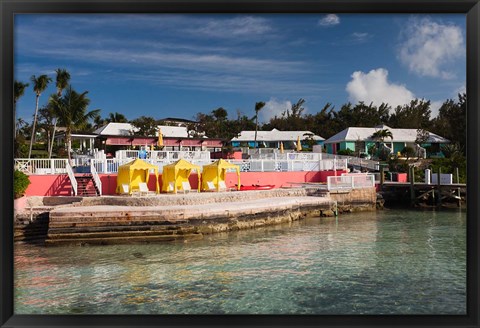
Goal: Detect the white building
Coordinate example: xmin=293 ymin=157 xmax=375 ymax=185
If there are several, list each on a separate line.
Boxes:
xmin=231 ymin=128 xmax=324 ymax=149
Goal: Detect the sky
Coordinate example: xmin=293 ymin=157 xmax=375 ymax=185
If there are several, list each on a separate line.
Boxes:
xmin=14 ymin=13 xmax=466 ymax=125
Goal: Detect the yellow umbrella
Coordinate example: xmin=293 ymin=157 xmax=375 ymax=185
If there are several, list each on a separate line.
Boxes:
xmin=296 ymin=136 xmax=302 ymax=152
xmin=280 ymin=142 xmax=284 ymax=154
xmin=157 ymin=128 xmax=164 ymax=148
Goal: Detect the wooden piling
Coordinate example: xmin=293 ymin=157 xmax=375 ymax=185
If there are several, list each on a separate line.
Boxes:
xmin=380 ymin=165 xmax=385 ymax=190
xmin=410 ymin=166 xmax=415 ymax=205
xmin=455 ymin=167 xmax=461 ymax=207
xmin=437 ymin=168 xmax=442 ymax=207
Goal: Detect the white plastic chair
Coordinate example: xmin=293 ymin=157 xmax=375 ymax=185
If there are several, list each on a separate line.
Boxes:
xmin=218 ymin=180 xmax=228 ymax=191
xmin=167 ymin=182 xmax=175 ymax=193
xmin=138 ymin=182 xmax=155 ymax=196
xmin=206 ymin=181 xmax=216 ymax=192
xmin=181 ymin=181 xmax=193 ymax=193
xmin=121 ymin=184 xmax=130 ymax=194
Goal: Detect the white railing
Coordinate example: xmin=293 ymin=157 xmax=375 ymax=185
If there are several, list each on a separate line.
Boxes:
xmin=115 ymin=150 xmax=211 ymax=161
xmin=88 ymin=158 xmax=347 ymax=174
xmin=248 ymin=152 xmax=323 ymax=161
xmin=322 ymin=153 xmax=380 ymax=171
xmin=90 ymin=163 xmax=102 ymax=196
xmin=327 ymin=173 xmax=375 ymax=191
xmin=14 ymin=158 xmax=68 ymax=175
xmin=227 ymin=159 xmax=346 ymax=173
xmin=15 ymin=157 xmax=349 ymax=175
xmin=65 ymin=162 xmax=77 ymax=196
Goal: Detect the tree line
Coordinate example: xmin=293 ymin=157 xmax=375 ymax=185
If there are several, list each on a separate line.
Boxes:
xmin=15 ymin=68 xmax=466 ymax=158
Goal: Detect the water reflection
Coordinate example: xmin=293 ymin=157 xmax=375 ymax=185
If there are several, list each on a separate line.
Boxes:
xmin=14 ymin=209 xmax=466 ymax=315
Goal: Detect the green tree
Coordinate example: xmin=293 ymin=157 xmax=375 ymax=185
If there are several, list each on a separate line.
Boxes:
xmin=333 ymin=102 xmax=390 ymax=130
xmin=106 ymin=112 xmax=128 ymax=123
xmin=431 ymin=93 xmax=466 ymax=155
xmin=14 ymin=80 xmax=29 ymax=137
xmin=50 ymin=68 xmax=71 ymax=157
xmin=55 ymin=68 xmax=71 ymax=97
xmin=14 ymin=170 xmax=31 ymax=199
xmin=304 ymin=103 xmax=337 ymax=139
xmin=38 ymin=104 xmax=56 ymax=155
xmin=388 ymin=99 xmax=431 ymax=129
xmin=130 ymin=116 xmax=158 ymax=136
xmin=49 ymin=86 xmax=100 ymax=163
xmin=92 ymin=113 xmax=106 ymax=130
xmin=29 ymin=74 xmax=52 ymax=158
xmin=370 ymin=128 xmax=393 ymax=159
xmin=371 ymin=128 xmax=393 ymax=143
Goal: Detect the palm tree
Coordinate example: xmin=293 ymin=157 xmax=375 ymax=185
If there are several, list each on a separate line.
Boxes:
xmin=49 ymin=86 xmax=100 ymax=164
xmin=371 ymin=128 xmax=393 ymax=144
xmin=14 ymin=80 xmax=29 ymax=137
xmin=370 ymin=128 xmax=393 ymax=157
xmin=106 ymin=112 xmax=128 ymax=123
xmin=29 ymin=74 xmax=52 ymax=158
xmin=254 ymin=101 xmax=265 ymax=149
xmin=55 ymin=68 xmax=71 ymax=96
xmin=49 ymin=69 xmax=71 ymax=158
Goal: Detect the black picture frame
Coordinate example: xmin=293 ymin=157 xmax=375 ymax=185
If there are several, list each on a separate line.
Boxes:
xmin=1 ymin=1 xmax=479 ymax=327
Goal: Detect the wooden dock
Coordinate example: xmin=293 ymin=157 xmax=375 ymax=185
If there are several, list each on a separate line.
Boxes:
xmin=379 ymin=181 xmax=466 ymax=207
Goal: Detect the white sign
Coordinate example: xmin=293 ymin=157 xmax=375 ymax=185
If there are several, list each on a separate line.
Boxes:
xmin=431 ymin=173 xmax=453 ymax=185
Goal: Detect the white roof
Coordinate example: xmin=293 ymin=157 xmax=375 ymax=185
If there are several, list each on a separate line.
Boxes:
xmin=231 ymin=128 xmax=324 ymax=142
xmin=94 ymin=122 xmax=134 ymax=136
xmin=93 ymin=123 xmax=188 ymax=138
xmin=324 ymin=126 xmax=449 ymax=144
xmin=156 ymin=125 xmax=189 ymax=138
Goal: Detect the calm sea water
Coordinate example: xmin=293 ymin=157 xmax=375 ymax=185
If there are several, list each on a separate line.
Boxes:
xmin=14 ymin=208 xmax=466 ymax=315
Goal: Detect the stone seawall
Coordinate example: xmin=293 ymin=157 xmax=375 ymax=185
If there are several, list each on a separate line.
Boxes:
xmin=329 ymin=188 xmax=377 ymax=213
xmin=46 ymin=196 xmax=334 ymax=246
xmin=15 ymin=188 xmax=377 ymax=246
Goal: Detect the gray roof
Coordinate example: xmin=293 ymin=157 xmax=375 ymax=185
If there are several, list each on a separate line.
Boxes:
xmin=324 ymin=126 xmax=449 ymax=144
xmin=231 ymin=129 xmax=324 ymax=142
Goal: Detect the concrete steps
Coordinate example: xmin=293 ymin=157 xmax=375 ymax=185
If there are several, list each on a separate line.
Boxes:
xmin=75 ymin=174 xmax=99 ymax=197
xmin=45 ymin=233 xmax=204 ymax=246
xmin=46 ymin=196 xmax=334 ymax=246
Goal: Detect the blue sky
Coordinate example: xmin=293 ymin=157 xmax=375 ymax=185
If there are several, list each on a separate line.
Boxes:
xmin=14 ymin=14 xmax=466 ymax=125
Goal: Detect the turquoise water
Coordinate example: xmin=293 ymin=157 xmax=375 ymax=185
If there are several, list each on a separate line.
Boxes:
xmin=14 ymin=209 xmax=466 ymax=315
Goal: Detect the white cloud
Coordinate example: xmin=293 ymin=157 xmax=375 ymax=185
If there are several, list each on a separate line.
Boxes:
xmin=429 ymin=100 xmax=444 ymax=118
xmin=398 ymin=17 xmax=464 ymax=79
xmin=195 ymin=16 xmax=272 ymax=38
xmin=318 ymin=14 xmax=340 ymax=27
xmin=351 ymin=32 xmax=371 ymax=42
xmin=260 ymin=98 xmax=292 ymax=122
xmin=346 ymin=68 xmax=415 ymax=110
xmin=455 ymin=84 xmax=466 ymax=95
xmin=430 ymin=84 xmax=466 ymax=118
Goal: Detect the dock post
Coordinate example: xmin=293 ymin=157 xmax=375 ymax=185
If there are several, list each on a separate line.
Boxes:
xmin=455 ymin=167 xmax=461 ymax=207
xmin=410 ymin=166 xmax=415 ymax=206
xmin=380 ymin=165 xmax=385 ymax=190
xmin=437 ymin=168 xmax=442 ymax=207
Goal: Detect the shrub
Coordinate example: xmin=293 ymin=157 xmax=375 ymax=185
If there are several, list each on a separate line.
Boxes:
xmin=337 ymin=149 xmax=354 ymax=156
xmin=14 ymin=170 xmax=30 ymax=199
xmin=401 ymin=146 xmax=416 ymax=159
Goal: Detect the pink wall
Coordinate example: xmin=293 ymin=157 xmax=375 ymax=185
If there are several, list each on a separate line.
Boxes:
xmin=24 ymin=175 xmax=73 ymax=196
xmin=23 ymin=170 xmax=347 ymax=196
